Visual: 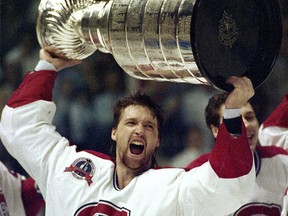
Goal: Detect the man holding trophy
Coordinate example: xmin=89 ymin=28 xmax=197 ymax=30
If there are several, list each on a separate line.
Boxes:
xmin=0 ymin=46 xmax=255 ymax=215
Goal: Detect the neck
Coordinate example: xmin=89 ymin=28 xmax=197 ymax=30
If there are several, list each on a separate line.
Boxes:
xmin=115 ymin=167 xmax=135 ymax=189
xmin=115 ymin=160 xmax=152 ymax=189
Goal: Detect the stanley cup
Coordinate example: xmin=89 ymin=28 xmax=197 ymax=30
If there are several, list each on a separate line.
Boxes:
xmin=36 ymin=0 xmax=282 ymax=91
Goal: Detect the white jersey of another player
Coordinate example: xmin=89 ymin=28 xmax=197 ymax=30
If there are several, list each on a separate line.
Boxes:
xmin=259 ymin=95 xmax=288 ymax=216
xmin=0 ymin=161 xmax=44 ymax=216
xmin=259 ymin=94 xmax=288 ymax=150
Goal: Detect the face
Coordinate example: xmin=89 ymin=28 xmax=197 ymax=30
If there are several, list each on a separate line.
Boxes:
xmin=111 ymin=105 xmax=160 ymax=172
xmin=212 ymin=103 xmax=259 ymax=151
xmin=240 ymin=103 xmax=259 ymax=151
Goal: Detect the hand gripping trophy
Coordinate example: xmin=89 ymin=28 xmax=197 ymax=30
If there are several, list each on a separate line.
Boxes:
xmin=36 ymin=0 xmax=282 ymax=91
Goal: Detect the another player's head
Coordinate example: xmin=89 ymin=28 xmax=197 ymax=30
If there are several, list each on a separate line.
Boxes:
xmin=205 ymin=92 xmax=259 ymax=151
xmin=110 ymin=91 xmax=164 ymax=171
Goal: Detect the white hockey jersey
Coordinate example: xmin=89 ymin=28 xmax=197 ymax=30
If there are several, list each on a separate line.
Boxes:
xmin=0 ymin=70 xmax=256 ymax=216
xmin=259 ymin=94 xmax=288 ymax=150
xmin=0 ymin=161 xmax=25 ymax=216
xmin=0 ymin=161 xmax=44 ymax=216
xmin=258 ymin=94 xmax=288 ymax=216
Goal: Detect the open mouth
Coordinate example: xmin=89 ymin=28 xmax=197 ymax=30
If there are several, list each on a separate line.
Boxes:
xmin=130 ymin=142 xmax=144 ymax=155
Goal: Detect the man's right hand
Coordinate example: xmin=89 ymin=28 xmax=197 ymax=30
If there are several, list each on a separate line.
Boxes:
xmin=39 ymin=49 xmax=81 ymax=71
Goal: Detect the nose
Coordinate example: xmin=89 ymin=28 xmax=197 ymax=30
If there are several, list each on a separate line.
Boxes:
xmin=134 ymin=123 xmax=145 ymax=135
xmin=242 ymin=118 xmax=252 ymax=129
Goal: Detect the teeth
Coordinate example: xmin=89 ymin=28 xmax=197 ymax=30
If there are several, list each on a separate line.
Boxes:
xmin=132 ymin=141 xmax=143 ymax=145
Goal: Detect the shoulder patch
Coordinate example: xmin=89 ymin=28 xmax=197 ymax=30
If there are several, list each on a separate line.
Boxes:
xmin=64 ymin=157 xmax=96 ymax=186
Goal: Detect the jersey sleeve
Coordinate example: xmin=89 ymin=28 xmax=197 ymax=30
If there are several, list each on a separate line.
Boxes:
xmin=0 ymin=70 xmax=64 ymax=197
xmin=178 ymin=120 xmax=255 ymax=215
xmin=185 ymin=153 xmax=210 ymax=170
xmin=0 ymin=69 xmax=113 ymax=210
xmin=259 ymin=94 xmax=288 ymax=150
xmin=187 ymin=121 xmax=253 ymax=177
xmin=179 ymin=121 xmax=256 ymax=215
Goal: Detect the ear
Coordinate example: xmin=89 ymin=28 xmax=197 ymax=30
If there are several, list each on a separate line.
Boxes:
xmin=111 ymin=128 xmax=116 ymax=141
xmin=156 ymin=139 xmax=160 ymax=148
xmin=210 ymin=124 xmax=219 ymax=138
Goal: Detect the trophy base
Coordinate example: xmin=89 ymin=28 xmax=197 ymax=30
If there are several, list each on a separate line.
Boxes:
xmin=191 ymin=0 xmax=282 ymax=91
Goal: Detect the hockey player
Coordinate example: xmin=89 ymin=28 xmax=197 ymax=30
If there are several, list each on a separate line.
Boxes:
xmin=186 ymin=92 xmax=288 ymax=215
xmin=0 ymin=49 xmax=255 ymax=215
xmin=0 ymin=160 xmax=44 ymax=216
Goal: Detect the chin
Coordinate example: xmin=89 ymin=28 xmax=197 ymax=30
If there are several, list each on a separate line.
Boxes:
xmin=249 ymin=142 xmax=257 ymax=151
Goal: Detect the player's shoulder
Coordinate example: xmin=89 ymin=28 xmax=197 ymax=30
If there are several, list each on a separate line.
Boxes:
xmin=185 ymin=153 xmax=211 ymax=171
xmin=256 ymin=145 xmax=288 ymax=158
xmin=84 ymin=150 xmax=114 ymax=160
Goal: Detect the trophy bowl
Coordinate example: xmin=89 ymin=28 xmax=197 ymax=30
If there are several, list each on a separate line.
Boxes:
xmin=36 ymin=0 xmax=282 ymax=91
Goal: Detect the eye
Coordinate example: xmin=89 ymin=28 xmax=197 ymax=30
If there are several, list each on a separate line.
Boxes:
xmin=144 ymin=123 xmax=154 ymax=130
xmin=126 ymin=121 xmax=136 ymax=126
xmin=245 ymin=115 xmax=256 ymax=122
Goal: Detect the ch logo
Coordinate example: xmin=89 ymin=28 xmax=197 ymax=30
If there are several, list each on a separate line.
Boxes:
xmin=74 ymin=200 xmax=130 ymax=216
xmin=234 ymin=202 xmax=281 ymax=215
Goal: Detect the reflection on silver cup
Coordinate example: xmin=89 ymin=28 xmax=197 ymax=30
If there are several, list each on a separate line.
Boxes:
xmin=36 ymin=0 xmax=282 ymax=91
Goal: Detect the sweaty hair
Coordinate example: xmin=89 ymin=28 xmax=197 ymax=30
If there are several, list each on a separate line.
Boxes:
xmin=112 ymin=91 xmax=164 ymax=136
xmin=205 ymin=93 xmax=228 ymax=129
xmin=110 ymin=91 xmax=164 ymax=167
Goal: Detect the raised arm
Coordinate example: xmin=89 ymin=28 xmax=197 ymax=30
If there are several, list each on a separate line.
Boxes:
xmin=0 ymin=49 xmax=81 ymax=197
xmin=181 ymin=76 xmax=256 ymax=215
xmin=209 ymin=76 xmax=255 ymax=178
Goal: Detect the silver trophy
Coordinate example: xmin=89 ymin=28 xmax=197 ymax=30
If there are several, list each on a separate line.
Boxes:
xmin=36 ymin=0 xmax=282 ymax=91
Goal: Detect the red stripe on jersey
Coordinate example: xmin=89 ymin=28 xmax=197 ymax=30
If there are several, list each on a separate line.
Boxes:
xmin=7 ymin=70 xmax=57 ymax=108
xmin=186 ymin=122 xmax=253 ymax=178
xmin=256 ymin=145 xmax=288 ymax=158
xmin=263 ymin=94 xmax=288 ymax=129
xmin=21 ymin=178 xmax=45 ymax=216
xmin=185 ymin=153 xmax=210 ymax=170
xmin=84 ymin=150 xmax=115 ymax=162
xmin=209 ymin=122 xmax=253 ymax=178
